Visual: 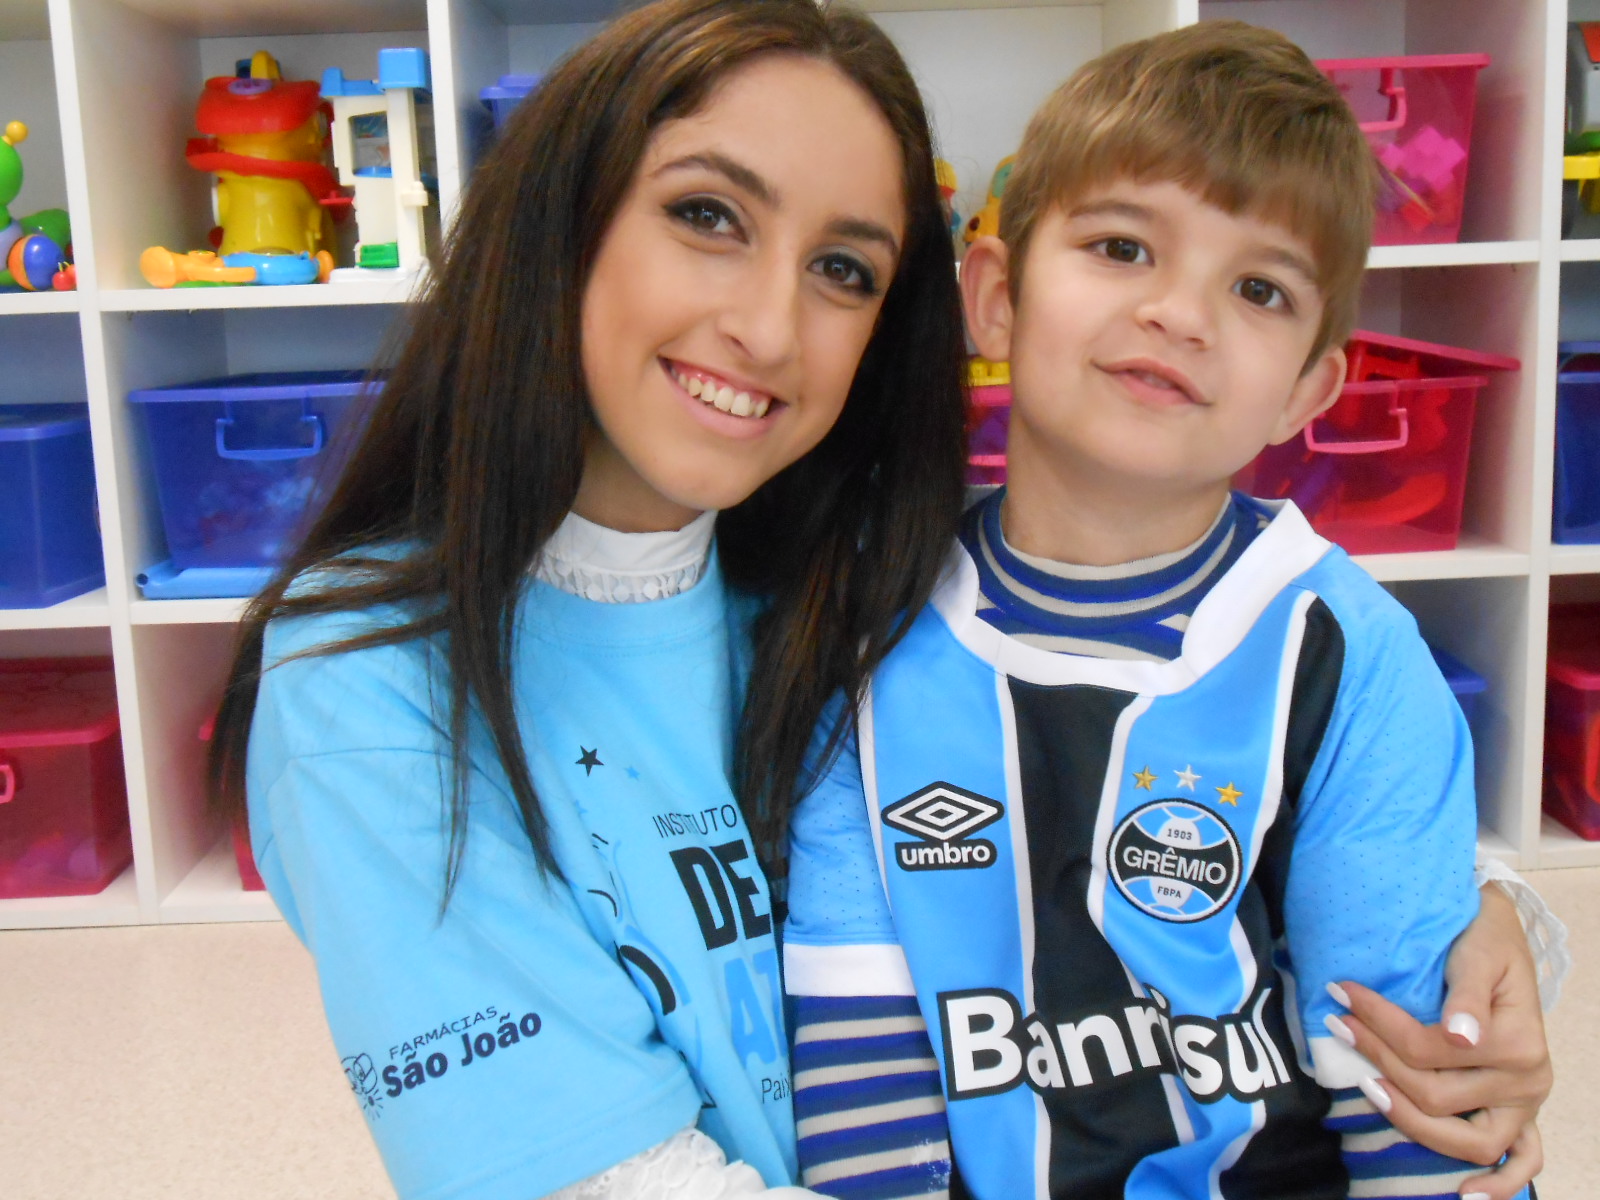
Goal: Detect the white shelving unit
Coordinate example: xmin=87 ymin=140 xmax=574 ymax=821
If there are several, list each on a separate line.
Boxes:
xmin=0 ymin=0 xmax=1592 ymax=930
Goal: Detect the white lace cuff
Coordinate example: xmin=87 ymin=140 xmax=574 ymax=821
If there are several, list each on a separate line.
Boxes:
xmin=545 ymin=1126 xmax=820 ymax=1199
xmin=1475 ymin=850 xmax=1571 ymax=1011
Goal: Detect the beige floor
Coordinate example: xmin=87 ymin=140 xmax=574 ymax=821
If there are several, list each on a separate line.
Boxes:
xmin=3 ymin=870 xmax=1596 ymax=1200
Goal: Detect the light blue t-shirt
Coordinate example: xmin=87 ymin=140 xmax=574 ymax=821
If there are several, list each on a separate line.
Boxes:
xmin=247 ymin=555 xmax=795 ymax=1199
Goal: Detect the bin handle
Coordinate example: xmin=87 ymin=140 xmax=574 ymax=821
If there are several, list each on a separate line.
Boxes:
xmin=1359 ymin=68 xmax=1408 ymax=134
xmin=1304 ymin=399 xmax=1411 ymax=454
xmin=0 ymin=762 xmax=13 ymax=805
xmin=215 ymin=413 xmax=326 ymax=461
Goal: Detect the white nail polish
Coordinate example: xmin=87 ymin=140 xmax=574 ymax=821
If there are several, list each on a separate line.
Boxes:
xmin=1323 ymin=1013 xmax=1356 ymax=1047
xmin=1325 ymin=981 xmax=1352 ymax=1009
xmin=1357 ymin=1076 xmax=1392 ymax=1114
xmin=1447 ymin=1012 xmax=1482 ymax=1047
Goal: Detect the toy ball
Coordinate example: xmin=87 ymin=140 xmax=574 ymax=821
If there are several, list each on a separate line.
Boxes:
xmin=7 ymin=231 xmax=63 ymax=291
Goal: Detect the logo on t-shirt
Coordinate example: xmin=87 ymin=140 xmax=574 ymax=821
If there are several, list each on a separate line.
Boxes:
xmin=884 ymin=782 xmax=1004 ymax=871
xmin=1109 ymin=800 xmax=1241 ymax=922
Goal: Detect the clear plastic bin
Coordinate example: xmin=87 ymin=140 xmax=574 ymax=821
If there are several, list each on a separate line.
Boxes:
xmin=1554 ymin=343 xmax=1600 ymax=544
xmin=129 ymin=371 xmax=380 ymax=571
xmin=0 ymin=658 xmax=130 ymax=898
xmin=966 ymin=384 xmax=1010 ymax=486
xmin=0 ymin=405 xmax=104 ymax=608
xmin=480 ymin=74 xmax=540 ymax=132
xmin=1236 ymin=330 xmax=1519 ymax=555
xmin=1317 ymin=53 xmax=1490 ymax=245
xmin=1544 ymin=604 xmax=1600 ymax=840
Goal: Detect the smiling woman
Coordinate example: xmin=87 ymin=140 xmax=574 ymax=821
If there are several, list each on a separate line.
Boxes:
xmin=203 ymin=1 xmax=966 ymax=1198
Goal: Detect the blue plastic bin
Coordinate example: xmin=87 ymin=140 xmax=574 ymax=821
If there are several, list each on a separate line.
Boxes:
xmin=128 ymin=371 xmax=379 ymax=571
xmin=480 ymin=74 xmax=540 ymax=131
xmin=1555 ymin=342 xmax=1600 ymax=543
xmin=1430 ymin=644 xmax=1488 ymax=733
xmin=0 ymin=406 xmax=103 ymax=608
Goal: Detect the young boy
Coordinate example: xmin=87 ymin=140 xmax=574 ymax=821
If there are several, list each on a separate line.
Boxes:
xmin=781 ymin=21 xmax=1510 ymax=1200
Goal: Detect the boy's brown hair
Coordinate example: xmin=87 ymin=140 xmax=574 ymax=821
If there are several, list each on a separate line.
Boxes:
xmin=1000 ymin=20 xmax=1376 ymax=361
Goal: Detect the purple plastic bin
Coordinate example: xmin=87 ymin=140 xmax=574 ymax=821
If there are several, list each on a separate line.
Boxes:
xmin=128 ymin=371 xmax=380 ymax=571
xmin=0 ymin=405 xmax=104 ymax=608
xmin=481 ymin=74 xmax=541 ymax=132
xmin=1556 ymin=343 xmax=1600 ymax=544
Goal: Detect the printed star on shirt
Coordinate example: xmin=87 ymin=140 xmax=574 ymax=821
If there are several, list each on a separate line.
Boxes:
xmin=1215 ymin=781 xmax=1243 ymax=806
xmin=577 ymin=747 xmax=603 ymax=775
xmin=1175 ymin=765 xmax=1200 ymax=791
xmin=1132 ymin=765 xmax=1157 ymax=791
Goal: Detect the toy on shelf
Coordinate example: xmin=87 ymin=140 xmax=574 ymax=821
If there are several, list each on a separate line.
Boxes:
xmin=1565 ymin=24 xmax=1600 ymax=237
xmin=963 ymin=155 xmax=1013 ymax=245
xmin=320 ymin=48 xmax=433 ymax=282
xmin=966 ymin=356 xmax=1011 ymax=485
xmin=139 ymin=246 xmax=332 ymax=288
xmin=184 ymin=51 xmax=342 ymax=259
xmin=0 ymin=121 xmax=73 ymax=291
xmin=935 ymin=158 xmax=961 ymax=243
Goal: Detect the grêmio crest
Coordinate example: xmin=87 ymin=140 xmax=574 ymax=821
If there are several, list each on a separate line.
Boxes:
xmin=883 ymin=782 xmax=1004 ymax=871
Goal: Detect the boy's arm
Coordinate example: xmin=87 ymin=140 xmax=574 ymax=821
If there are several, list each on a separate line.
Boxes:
xmin=1283 ymin=596 xmax=1523 ymax=1198
xmin=784 ymin=714 xmax=953 ymax=1198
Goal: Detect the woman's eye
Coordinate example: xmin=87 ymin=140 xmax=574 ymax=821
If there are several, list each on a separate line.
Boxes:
xmin=812 ymin=253 xmax=879 ymax=297
xmin=1236 ymin=277 xmax=1288 ymax=310
xmin=1092 ymin=237 xmax=1149 ymax=265
xmin=668 ymin=197 xmax=740 ymax=237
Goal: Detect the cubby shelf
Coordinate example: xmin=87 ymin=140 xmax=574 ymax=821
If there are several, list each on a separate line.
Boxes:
xmin=1 ymin=0 xmax=1595 ymax=929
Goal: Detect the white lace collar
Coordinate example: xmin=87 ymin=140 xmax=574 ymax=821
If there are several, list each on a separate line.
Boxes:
xmin=534 ymin=509 xmax=717 ymax=604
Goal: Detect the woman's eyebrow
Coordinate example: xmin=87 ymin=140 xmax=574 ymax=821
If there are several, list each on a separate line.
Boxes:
xmin=827 ymin=217 xmax=900 ymax=259
xmin=654 ymin=152 xmax=777 ymax=206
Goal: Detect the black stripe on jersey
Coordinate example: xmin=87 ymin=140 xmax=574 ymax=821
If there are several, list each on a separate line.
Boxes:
xmin=1007 ymin=679 xmax=1180 ymax=1200
xmin=1219 ymin=598 xmax=1346 ymax=1199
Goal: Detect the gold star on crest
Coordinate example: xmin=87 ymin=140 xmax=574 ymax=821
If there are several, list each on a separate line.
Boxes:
xmin=1133 ymin=765 xmax=1157 ymax=790
xmin=1215 ymin=781 xmax=1243 ymax=806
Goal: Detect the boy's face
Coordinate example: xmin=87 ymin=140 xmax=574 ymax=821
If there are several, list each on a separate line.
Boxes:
xmin=963 ymin=179 xmax=1346 ymax=505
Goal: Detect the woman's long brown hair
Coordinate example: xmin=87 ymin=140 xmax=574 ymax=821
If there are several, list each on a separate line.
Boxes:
xmin=208 ymin=0 xmax=968 ymax=892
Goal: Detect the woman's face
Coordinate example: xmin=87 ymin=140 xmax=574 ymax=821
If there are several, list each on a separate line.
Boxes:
xmin=577 ymin=54 xmax=906 ymax=532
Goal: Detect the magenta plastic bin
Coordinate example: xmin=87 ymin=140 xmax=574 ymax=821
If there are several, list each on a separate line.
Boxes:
xmin=1545 ymin=605 xmax=1600 ymax=840
xmin=1317 ymin=53 xmax=1490 ymax=245
xmin=0 ymin=658 xmax=130 ymax=898
xmin=966 ymin=383 xmax=1010 ymax=485
xmin=1235 ymin=329 xmax=1519 ymax=555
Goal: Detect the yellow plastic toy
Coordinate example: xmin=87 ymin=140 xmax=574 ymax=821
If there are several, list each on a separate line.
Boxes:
xmin=183 ymin=51 xmax=342 ymax=258
xmin=967 ymin=357 xmax=1010 ymax=388
xmin=963 ymin=155 xmax=1015 ymax=245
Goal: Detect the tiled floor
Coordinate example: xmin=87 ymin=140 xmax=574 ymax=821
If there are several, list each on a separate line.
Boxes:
xmin=4 ymin=868 xmax=1596 ymax=1199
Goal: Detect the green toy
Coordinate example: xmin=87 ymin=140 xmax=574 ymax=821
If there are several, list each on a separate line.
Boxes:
xmin=0 ymin=121 xmax=73 ymax=291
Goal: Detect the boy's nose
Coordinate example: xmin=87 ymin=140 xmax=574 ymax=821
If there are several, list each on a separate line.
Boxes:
xmin=1133 ymin=278 xmax=1216 ymax=348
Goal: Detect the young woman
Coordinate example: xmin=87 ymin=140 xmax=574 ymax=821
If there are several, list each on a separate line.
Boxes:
xmin=210 ymin=2 xmax=1551 ymax=1197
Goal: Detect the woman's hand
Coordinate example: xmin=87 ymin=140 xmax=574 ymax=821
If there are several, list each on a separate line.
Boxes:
xmin=1330 ymin=884 xmax=1550 ymax=1199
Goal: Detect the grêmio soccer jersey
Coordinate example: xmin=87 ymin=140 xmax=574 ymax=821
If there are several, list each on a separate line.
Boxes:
xmin=784 ymin=501 xmax=1482 ymax=1199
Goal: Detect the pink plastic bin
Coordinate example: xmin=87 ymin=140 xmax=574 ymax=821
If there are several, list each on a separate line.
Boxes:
xmin=1317 ymin=53 xmax=1490 ymax=245
xmin=966 ymin=383 xmax=1010 ymax=485
xmin=198 ymin=713 xmax=264 ymax=891
xmin=0 ymin=659 xmax=130 ymax=898
xmin=1236 ymin=330 xmax=1519 ymax=555
xmin=1544 ymin=605 xmax=1600 ymax=840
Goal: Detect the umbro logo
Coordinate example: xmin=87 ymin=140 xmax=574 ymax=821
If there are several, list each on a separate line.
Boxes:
xmin=883 ymin=783 xmax=1004 ymax=871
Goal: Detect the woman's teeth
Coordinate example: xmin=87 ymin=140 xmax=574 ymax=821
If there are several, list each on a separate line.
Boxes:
xmin=674 ymin=368 xmax=771 ymax=419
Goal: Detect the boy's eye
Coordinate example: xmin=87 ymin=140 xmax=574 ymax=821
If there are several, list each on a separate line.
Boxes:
xmin=1092 ymin=237 xmax=1150 ymax=265
xmin=1236 ymin=276 xmax=1289 ymax=311
xmin=668 ymin=197 xmax=741 ymax=238
xmin=811 ymin=252 xmax=880 ymax=298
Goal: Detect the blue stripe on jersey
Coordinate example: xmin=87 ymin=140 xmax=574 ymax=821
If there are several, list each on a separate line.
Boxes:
xmin=815 ymin=1163 xmax=952 ymax=1200
xmin=960 ymin=489 xmax=1269 ymax=660
xmin=793 ymin=1031 xmax=942 ymax=1071
xmin=793 ymin=1070 xmax=946 ymax=1120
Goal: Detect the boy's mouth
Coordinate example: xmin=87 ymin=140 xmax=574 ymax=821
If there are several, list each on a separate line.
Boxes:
xmin=1100 ymin=358 xmax=1205 ymax=407
xmin=664 ymin=359 xmax=775 ymax=420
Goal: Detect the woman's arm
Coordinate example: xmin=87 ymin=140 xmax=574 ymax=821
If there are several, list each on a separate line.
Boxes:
xmin=1329 ymin=881 xmax=1553 ymax=1200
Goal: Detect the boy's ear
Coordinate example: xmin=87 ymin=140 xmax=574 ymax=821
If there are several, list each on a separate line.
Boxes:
xmin=960 ymin=235 xmax=1016 ymax=364
xmin=1268 ymin=345 xmax=1348 ymax=446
